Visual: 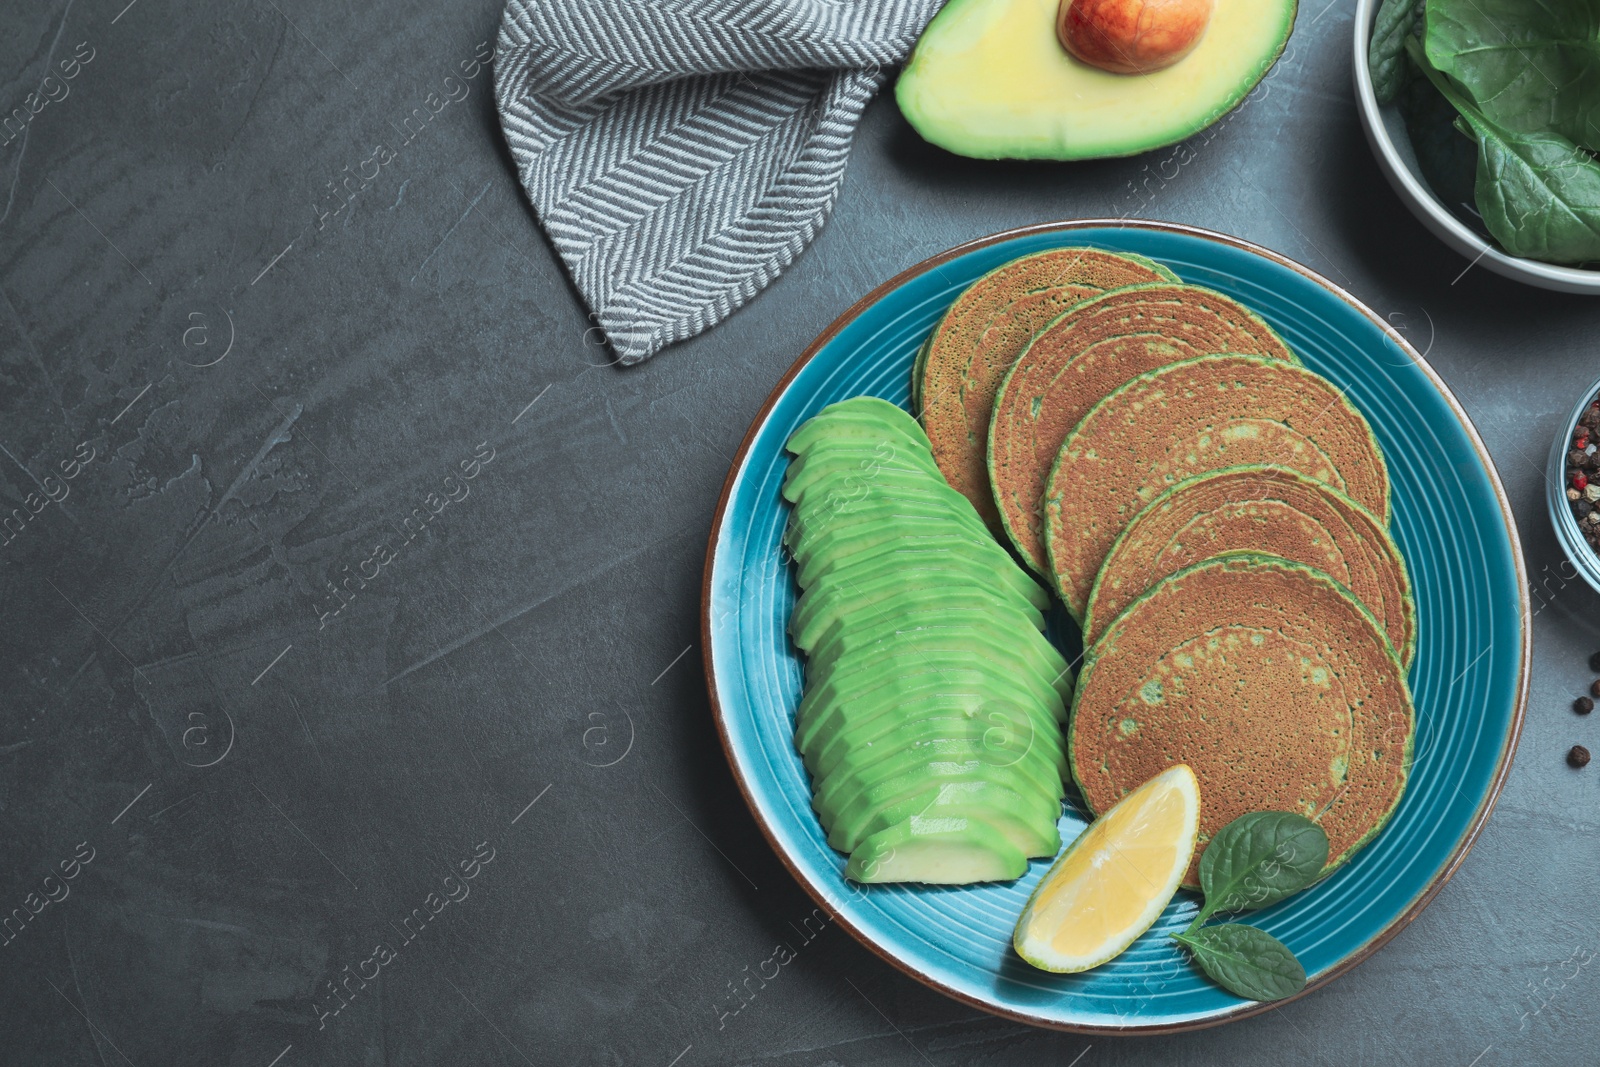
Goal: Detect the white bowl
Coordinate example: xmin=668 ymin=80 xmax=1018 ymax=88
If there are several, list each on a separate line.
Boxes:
xmin=1351 ymin=0 xmax=1600 ymax=294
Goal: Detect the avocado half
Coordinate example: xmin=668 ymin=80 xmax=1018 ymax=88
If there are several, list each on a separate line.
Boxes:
xmin=896 ymin=0 xmax=1298 ymax=160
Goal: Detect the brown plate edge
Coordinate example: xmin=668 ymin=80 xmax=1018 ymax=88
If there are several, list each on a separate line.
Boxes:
xmin=697 ymin=217 xmax=1531 ymax=1037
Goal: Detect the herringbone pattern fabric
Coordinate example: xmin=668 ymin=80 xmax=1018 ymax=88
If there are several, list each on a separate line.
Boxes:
xmin=494 ymin=0 xmax=943 ymax=364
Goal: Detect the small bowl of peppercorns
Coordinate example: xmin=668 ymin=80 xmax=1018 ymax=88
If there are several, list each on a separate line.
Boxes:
xmin=1549 ymin=380 xmax=1600 ymax=591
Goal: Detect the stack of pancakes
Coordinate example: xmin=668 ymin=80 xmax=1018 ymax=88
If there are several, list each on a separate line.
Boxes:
xmin=915 ymin=249 xmax=1416 ymax=885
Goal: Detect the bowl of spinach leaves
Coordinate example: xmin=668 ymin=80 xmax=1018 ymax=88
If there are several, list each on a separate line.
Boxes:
xmin=1354 ymin=0 xmax=1600 ymax=292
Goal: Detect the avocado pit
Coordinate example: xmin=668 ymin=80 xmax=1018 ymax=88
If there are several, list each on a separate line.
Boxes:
xmin=1058 ymin=0 xmax=1215 ymax=75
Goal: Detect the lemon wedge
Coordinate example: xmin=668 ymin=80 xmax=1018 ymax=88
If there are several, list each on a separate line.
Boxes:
xmin=1013 ymin=764 xmax=1200 ymax=972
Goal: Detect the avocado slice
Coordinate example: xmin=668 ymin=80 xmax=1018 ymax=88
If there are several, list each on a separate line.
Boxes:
xmin=786 ymin=490 xmax=993 ymax=545
xmin=787 ymin=465 xmax=975 ymax=512
xmin=830 ymin=779 xmax=1061 ymax=857
xmin=799 ymin=543 xmax=1046 ymax=612
xmin=783 ymin=447 xmax=946 ymax=503
xmin=844 ymin=815 xmax=1028 ymax=884
xmin=801 ymin=623 xmax=1071 ymax=707
xmin=786 ymin=476 xmax=969 ymax=524
xmin=813 ymin=721 xmax=1066 ymax=822
xmin=800 ymin=640 xmax=1066 ymax=726
xmin=798 ymin=653 xmax=1066 ymax=764
xmin=826 ymin=749 xmax=1057 ymax=835
xmin=787 ymin=487 xmax=990 ymax=543
xmin=793 ymin=524 xmax=1013 ymax=585
xmin=815 ymin=729 xmax=1062 ymax=815
xmin=820 ymin=760 xmax=1062 ymax=856
xmin=785 ymin=395 xmax=1077 ymax=884
xmin=807 ymin=614 xmax=1071 ymax=693
xmin=895 ymin=0 xmax=1298 ymax=161
xmin=800 ymin=590 xmax=1047 ymax=657
xmin=786 ymin=398 xmax=928 ymax=454
xmin=793 ymin=547 xmax=1043 ymax=614
xmin=796 ymin=671 xmax=1059 ymax=761
xmin=791 ymin=566 xmax=1043 ymax=650
xmin=810 ymin=709 xmax=1067 ymax=803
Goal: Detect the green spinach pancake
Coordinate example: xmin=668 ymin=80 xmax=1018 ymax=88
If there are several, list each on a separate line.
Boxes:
xmin=989 ymin=284 xmax=1296 ymax=574
xmin=1070 ymin=554 xmax=1414 ymax=887
xmin=1045 ymin=354 xmax=1390 ymax=620
xmin=915 ymin=248 xmax=1171 ymax=530
xmin=1085 ymin=465 xmax=1415 ymax=667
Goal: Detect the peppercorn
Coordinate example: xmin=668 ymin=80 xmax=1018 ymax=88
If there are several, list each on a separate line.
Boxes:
xmin=1578 ymin=436 xmax=1591 ymax=451
xmin=1570 ymin=450 xmax=1588 ymax=467
xmin=1576 ymin=473 xmax=1590 ymax=492
xmin=1571 ymin=488 xmax=1584 ymax=502
xmin=1576 ymin=696 xmax=1594 ymax=714
xmin=1569 ymin=745 xmax=1591 ymax=768
xmin=1578 ymin=501 xmax=1594 ymax=519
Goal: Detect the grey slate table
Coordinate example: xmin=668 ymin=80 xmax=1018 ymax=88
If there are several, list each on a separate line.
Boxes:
xmin=2 ymin=2 xmax=1597 ymax=1065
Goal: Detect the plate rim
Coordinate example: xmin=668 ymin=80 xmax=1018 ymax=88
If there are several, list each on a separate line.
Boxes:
xmin=698 ymin=217 xmax=1530 ymax=1035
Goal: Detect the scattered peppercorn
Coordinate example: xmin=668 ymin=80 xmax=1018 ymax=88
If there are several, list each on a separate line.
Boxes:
xmin=1589 ymin=679 xmax=1600 ymax=698
xmin=1577 ymin=696 xmax=1594 ymax=714
xmin=1570 ymin=745 xmax=1591 ymax=768
xmin=1589 ymin=651 xmax=1600 ymax=671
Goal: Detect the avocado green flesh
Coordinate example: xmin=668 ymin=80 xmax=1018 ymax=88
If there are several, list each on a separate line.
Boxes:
xmin=788 ymin=466 xmax=976 ymax=510
xmin=787 ymin=489 xmax=991 ymax=544
xmin=800 ymin=623 xmax=1071 ymax=705
xmin=813 ymin=722 xmax=1066 ymax=820
xmin=808 ymin=698 xmax=1066 ymax=787
xmin=785 ymin=396 xmax=1067 ymax=883
xmin=792 ymin=572 xmax=1044 ymax=651
xmin=803 ymin=594 xmax=1047 ymax=662
xmin=803 ymin=674 xmax=1067 ymax=764
xmin=794 ymin=526 xmax=1012 ymax=585
xmin=819 ymin=607 xmax=1068 ymax=675
xmin=795 ymin=555 xmax=1041 ymax=625
xmin=800 ymin=645 xmax=1067 ymax=735
xmin=800 ymin=543 xmax=1046 ymax=611
xmin=895 ymin=0 xmax=1298 ymax=161
xmin=791 ymin=505 xmax=1011 ymax=561
xmin=796 ymin=670 xmax=1060 ymax=759
xmin=787 ymin=483 xmax=985 ymax=534
xmin=826 ymin=758 xmax=1061 ymax=851
xmin=787 ymin=401 xmax=928 ymax=454
xmin=795 ymin=555 xmax=1044 ymax=626
xmin=844 ymin=815 xmax=1028 ymax=884
xmin=783 ymin=449 xmax=946 ymax=502
xmin=830 ymin=779 xmax=1061 ymax=857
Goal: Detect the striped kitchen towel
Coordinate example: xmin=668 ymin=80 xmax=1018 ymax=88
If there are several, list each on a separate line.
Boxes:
xmin=493 ymin=0 xmax=944 ymax=365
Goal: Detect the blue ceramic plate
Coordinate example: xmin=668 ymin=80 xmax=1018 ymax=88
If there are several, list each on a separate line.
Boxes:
xmin=701 ymin=220 xmax=1528 ymax=1033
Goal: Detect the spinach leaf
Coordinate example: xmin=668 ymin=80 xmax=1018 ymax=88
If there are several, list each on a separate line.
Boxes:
xmin=1399 ymin=71 xmax=1484 ymax=224
xmin=1369 ymin=0 xmax=1422 ymax=104
xmin=1172 ymin=924 xmax=1308 ymax=1002
xmin=1411 ymin=37 xmax=1600 ymax=264
xmin=1423 ymin=0 xmax=1600 ymax=150
xmin=1190 ymin=812 xmax=1328 ymax=928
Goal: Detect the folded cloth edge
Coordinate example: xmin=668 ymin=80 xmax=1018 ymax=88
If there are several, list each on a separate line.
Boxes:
xmin=492 ymin=0 xmax=940 ymax=365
